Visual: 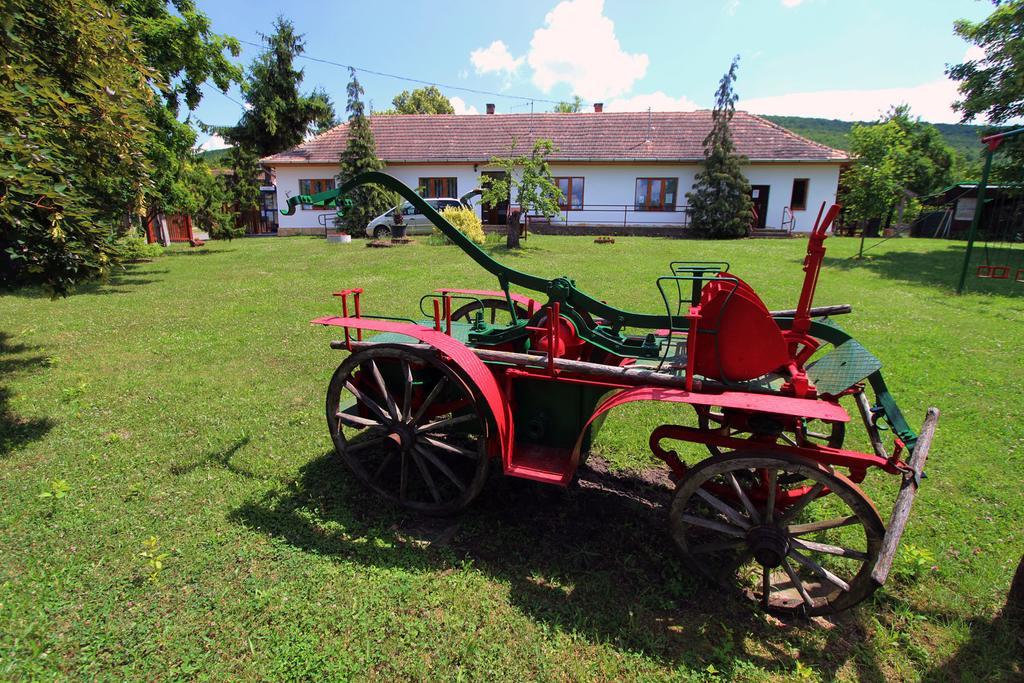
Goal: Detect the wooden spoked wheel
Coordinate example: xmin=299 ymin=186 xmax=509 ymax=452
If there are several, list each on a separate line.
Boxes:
xmin=449 ymin=299 xmax=529 ymax=326
xmin=697 ymin=407 xmax=845 ymax=459
xmin=670 ymin=451 xmax=884 ymax=616
xmin=325 ymin=344 xmax=491 ymax=515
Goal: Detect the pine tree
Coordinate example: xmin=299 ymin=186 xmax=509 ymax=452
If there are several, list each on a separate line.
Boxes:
xmin=337 ymin=68 xmax=394 ymax=234
xmin=219 ymin=17 xmax=335 ymax=214
xmin=222 ymin=17 xmax=335 ymax=157
xmin=686 ymin=56 xmax=753 ymax=239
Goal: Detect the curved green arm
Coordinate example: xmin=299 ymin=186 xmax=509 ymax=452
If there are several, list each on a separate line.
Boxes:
xmin=283 ymin=172 xmax=695 ymax=328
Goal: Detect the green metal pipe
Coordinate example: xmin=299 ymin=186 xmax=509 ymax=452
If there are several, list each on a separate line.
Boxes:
xmin=282 ymin=171 xmax=695 ymax=331
xmin=956 ymin=147 xmax=994 ymax=295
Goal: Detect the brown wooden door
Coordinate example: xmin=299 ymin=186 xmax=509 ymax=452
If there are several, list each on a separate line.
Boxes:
xmin=750 ymin=185 xmax=770 ymax=230
xmin=167 ymin=214 xmax=193 ymax=242
xmin=481 ymin=171 xmax=508 ymax=225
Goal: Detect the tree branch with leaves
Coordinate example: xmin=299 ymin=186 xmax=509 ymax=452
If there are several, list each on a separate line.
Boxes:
xmin=480 ymin=139 xmax=562 ymax=248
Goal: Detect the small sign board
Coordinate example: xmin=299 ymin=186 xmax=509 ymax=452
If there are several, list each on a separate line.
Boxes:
xmin=955 ymin=197 xmax=976 ymax=221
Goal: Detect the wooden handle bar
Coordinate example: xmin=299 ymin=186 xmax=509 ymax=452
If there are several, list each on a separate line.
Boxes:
xmin=871 ymin=406 xmax=940 ymax=586
xmin=331 ymin=340 xmax=701 ymax=390
xmin=770 ymin=304 xmax=851 ymax=318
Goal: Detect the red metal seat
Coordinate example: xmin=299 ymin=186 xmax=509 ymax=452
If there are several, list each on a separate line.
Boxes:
xmin=691 ymin=274 xmax=790 ymax=383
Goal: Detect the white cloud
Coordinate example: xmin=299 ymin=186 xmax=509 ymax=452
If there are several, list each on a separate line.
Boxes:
xmin=743 ymin=78 xmax=967 ymax=124
xmin=450 ymin=96 xmax=479 ymax=115
xmin=197 ymin=133 xmax=229 ymax=152
xmin=527 ymin=0 xmax=649 ymax=101
xmin=781 ymin=0 xmax=804 ymax=7
xmin=458 ymin=68 xmax=469 ymax=80
xmin=725 ymin=0 xmax=740 ymax=16
xmin=605 ymin=91 xmax=699 ymax=112
xmin=470 ymin=40 xmax=524 ymax=76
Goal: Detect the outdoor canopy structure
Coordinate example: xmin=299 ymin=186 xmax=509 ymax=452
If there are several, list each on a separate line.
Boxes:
xmin=957 ymin=126 xmax=1024 ymax=294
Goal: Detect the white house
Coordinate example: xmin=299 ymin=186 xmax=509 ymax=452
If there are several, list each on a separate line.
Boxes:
xmin=261 ymin=105 xmax=849 ymax=236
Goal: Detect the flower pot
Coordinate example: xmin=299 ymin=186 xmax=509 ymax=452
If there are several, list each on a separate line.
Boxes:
xmin=392 ymin=224 xmax=408 ymax=239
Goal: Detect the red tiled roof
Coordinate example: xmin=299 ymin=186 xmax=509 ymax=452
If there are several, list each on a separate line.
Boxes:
xmin=261 ymin=111 xmax=849 ymax=165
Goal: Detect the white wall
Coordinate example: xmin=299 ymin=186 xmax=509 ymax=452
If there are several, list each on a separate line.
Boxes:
xmin=545 ymin=163 xmax=698 ymax=227
xmin=272 ymin=161 xmax=842 ymax=233
xmin=745 ymin=164 xmax=842 ymax=232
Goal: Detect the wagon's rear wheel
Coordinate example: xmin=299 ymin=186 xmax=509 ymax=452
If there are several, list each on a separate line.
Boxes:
xmin=326 ymin=344 xmax=491 ymax=515
xmin=670 ymin=451 xmax=884 ymax=616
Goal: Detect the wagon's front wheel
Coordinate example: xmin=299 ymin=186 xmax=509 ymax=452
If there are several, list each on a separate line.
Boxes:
xmin=670 ymin=451 xmax=884 ymax=616
xmin=326 ymin=344 xmax=491 ymax=515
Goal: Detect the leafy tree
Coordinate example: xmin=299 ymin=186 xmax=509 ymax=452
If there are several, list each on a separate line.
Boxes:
xmin=386 ymin=86 xmax=455 ymax=115
xmin=948 ymin=1 xmax=1024 ymax=124
xmin=948 ymin=2 xmax=1024 ymax=183
xmin=172 ymin=158 xmax=238 ymax=239
xmin=225 ymin=145 xmax=262 ymax=214
xmin=686 ymin=56 xmax=753 ymax=238
xmin=337 ymin=68 xmax=394 ymax=234
xmin=884 ymin=105 xmax=956 ymax=195
xmin=480 ymin=139 xmax=562 ymax=248
xmin=840 ymin=106 xmax=955 ymax=227
xmin=841 ymin=121 xmax=915 ymax=228
xmin=1 ymin=0 xmax=153 ymax=294
xmin=553 ymin=96 xmax=583 ymax=113
xmin=115 ymin=0 xmax=241 ymax=221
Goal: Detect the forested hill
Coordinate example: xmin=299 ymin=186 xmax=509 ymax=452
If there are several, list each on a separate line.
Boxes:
xmin=200 ymin=148 xmax=231 ymax=165
xmin=761 ymin=115 xmax=992 ymax=161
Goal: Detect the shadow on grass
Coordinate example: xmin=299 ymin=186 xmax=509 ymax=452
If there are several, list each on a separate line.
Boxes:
xmin=163 ymin=248 xmax=233 ymax=257
xmin=170 ymin=436 xmax=255 ymax=478
xmin=483 ymin=241 xmax=549 ymax=259
xmin=922 ymin=557 xmax=1023 ymax=680
xmin=230 ymin=451 xmax=894 ymax=680
xmin=921 ymin=609 xmax=1022 ymax=681
xmin=824 ymin=244 xmax=1024 ymax=297
xmin=0 ymin=332 xmax=54 ymax=457
xmin=5 ymin=267 xmax=171 ymax=299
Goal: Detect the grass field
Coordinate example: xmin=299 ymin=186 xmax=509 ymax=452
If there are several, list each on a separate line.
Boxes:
xmin=1 ymin=233 xmax=1021 ymax=681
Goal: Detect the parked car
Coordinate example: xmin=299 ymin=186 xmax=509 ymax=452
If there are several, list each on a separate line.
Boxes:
xmin=365 ymin=198 xmax=464 ymax=238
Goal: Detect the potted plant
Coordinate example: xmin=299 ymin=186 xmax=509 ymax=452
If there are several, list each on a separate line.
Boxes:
xmin=392 ymin=203 xmax=408 ymax=239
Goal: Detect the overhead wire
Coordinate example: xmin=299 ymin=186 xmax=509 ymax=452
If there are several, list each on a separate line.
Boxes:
xmin=236 ymin=38 xmax=571 ymax=106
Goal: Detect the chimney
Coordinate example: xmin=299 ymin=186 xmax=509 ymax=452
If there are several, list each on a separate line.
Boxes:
xmin=485 ymin=103 xmax=495 ymax=115
xmin=593 ymin=102 xmax=603 ymax=113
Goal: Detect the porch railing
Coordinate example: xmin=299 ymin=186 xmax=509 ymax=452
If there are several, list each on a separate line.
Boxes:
xmin=542 ymin=204 xmax=694 ymax=228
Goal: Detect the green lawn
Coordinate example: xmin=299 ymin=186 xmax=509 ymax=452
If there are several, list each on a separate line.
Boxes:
xmin=1 ymin=233 xmax=1021 ymax=681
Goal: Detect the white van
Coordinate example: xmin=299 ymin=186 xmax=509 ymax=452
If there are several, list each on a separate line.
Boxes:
xmin=365 ymin=198 xmax=463 ymax=238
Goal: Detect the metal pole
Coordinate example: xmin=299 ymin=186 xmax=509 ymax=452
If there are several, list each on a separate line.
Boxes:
xmin=956 ymin=147 xmax=994 ymax=295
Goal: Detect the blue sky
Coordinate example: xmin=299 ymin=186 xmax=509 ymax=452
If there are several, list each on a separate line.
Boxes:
xmin=193 ymin=0 xmax=994 ymax=150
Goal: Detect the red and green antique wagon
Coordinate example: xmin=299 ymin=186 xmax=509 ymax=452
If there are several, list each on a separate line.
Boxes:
xmin=283 ymin=172 xmax=939 ymax=617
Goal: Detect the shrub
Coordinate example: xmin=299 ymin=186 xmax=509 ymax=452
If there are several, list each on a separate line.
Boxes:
xmin=437 ymin=206 xmax=486 ymax=245
xmin=117 ymin=232 xmax=164 ymax=261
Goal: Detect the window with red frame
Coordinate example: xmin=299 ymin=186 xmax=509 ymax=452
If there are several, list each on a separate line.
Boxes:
xmin=634 ymin=177 xmax=679 ymax=211
xmin=554 ymin=176 xmax=585 ymax=210
xmin=419 ymin=177 xmax=458 ymax=198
